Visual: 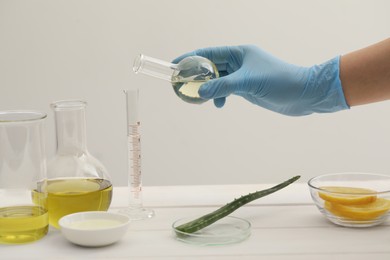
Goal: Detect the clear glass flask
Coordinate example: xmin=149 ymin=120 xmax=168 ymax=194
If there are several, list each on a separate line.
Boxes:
xmin=40 ymin=100 xmax=112 ymax=228
xmin=133 ymin=54 xmax=219 ymax=104
xmin=0 ymin=111 xmax=49 ymax=244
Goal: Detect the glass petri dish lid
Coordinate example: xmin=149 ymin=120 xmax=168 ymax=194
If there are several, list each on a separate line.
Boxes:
xmin=172 ymin=216 xmax=251 ymax=246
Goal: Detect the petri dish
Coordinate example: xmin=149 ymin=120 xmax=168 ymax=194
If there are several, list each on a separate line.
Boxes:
xmin=172 ymin=216 xmax=251 ymax=246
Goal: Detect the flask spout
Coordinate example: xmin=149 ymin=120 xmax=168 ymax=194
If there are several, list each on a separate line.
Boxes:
xmin=51 ymin=100 xmax=88 ymax=155
xmin=133 ymin=54 xmax=177 ymax=82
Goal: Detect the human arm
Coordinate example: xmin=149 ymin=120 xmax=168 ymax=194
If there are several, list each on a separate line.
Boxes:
xmin=173 ymin=38 xmax=390 ymax=116
xmin=340 ymin=38 xmax=390 ymax=106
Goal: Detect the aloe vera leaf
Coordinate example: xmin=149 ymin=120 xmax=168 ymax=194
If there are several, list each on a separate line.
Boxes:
xmin=175 ymin=175 xmax=300 ymax=234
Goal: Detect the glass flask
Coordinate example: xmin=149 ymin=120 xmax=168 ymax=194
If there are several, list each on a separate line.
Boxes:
xmin=133 ymin=54 xmax=219 ymax=104
xmin=42 ymin=100 xmax=112 ymax=228
xmin=0 ymin=111 xmax=49 ymax=244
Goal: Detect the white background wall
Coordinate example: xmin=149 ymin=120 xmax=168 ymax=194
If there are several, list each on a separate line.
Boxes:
xmin=1 ymin=0 xmax=390 ymax=186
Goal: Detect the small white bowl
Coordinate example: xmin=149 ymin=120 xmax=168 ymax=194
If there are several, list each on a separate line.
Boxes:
xmin=59 ymin=211 xmax=131 ymax=247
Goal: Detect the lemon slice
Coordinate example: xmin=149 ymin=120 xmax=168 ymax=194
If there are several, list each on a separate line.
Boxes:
xmin=318 ymin=186 xmax=377 ymax=205
xmin=325 ymin=198 xmax=390 ymax=221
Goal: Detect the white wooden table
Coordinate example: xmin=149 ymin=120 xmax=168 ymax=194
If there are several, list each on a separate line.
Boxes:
xmin=2 ymin=183 xmax=390 ymax=259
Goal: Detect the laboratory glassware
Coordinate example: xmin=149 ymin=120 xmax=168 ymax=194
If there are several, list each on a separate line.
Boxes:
xmin=0 ymin=111 xmax=49 ymax=244
xmin=119 ymin=89 xmax=154 ymax=220
xmin=133 ymin=54 xmax=219 ymax=104
xmin=38 ymin=100 xmax=113 ymax=228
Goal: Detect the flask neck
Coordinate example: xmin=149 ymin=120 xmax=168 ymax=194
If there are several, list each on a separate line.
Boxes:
xmin=133 ymin=54 xmax=178 ymax=82
xmin=51 ymin=101 xmax=88 ymax=155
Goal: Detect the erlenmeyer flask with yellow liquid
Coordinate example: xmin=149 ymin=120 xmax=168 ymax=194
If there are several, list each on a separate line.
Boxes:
xmin=133 ymin=54 xmax=219 ymax=104
xmin=32 ymin=100 xmax=112 ymax=228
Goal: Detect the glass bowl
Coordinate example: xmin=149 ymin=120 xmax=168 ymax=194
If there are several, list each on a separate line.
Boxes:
xmin=308 ymin=172 xmax=390 ymax=227
xmin=172 ymin=216 xmax=251 ymax=246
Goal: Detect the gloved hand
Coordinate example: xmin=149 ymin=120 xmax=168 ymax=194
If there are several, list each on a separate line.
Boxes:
xmin=173 ymin=45 xmax=349 ymax=116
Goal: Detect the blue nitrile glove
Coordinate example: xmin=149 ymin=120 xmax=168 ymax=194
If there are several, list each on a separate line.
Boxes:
xmin=172 ymin=45 xmax=349 ymax=116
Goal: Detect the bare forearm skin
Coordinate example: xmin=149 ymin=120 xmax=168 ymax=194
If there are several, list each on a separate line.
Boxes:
xmin=340 ymin=38 xmax=390 ymax=107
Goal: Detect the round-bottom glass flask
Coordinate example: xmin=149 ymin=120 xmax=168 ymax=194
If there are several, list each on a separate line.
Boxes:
xmin=133 ymin=54 xmax=219 ymax=104
xmin=38 ymin=100 xmax=112 ymax=228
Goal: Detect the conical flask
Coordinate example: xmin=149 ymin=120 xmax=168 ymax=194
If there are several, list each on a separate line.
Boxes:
xmin=133 ymin=54 xmax=219 ymax=104
xmin=46 ymin=100 xmax=112 ymax=228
